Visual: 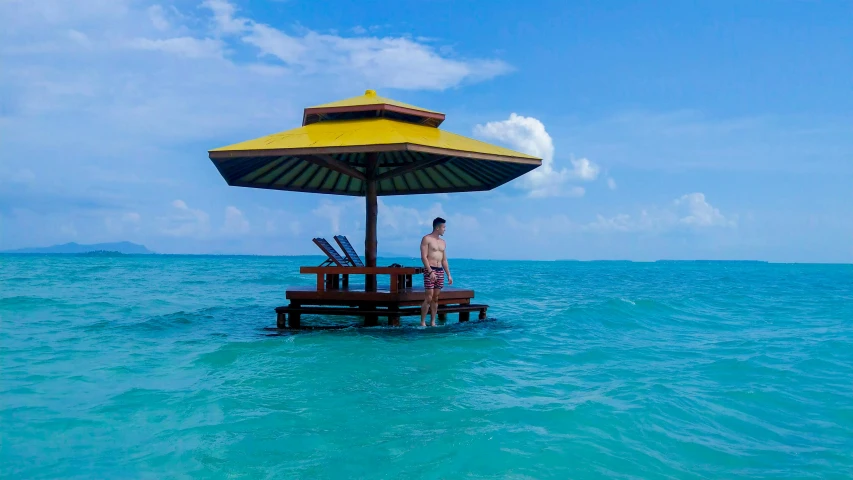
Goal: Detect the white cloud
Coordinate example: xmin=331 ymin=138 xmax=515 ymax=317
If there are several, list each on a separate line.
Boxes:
xmin=505 ymin=192 xmax=735 ymax=236
xmin=302 ymin=197 xmax=480 ymax=256
xmin=506 ymin=213 xmax=575 ymax=238
xmin=258 ymin=207 xmax=303 ymax=237
xmin=60 ymin=223 xmax=78 ymax=238
xmin=569 ymin=157 xmax=599 ymax=181
xmin=203 ymin=0 xmax=249 ymax=34
xmin=308 ymin=197 xmax=451 ymax=238
xmin=675 ymin=193 xmax=736 ymax=228
xmin=1 ymin=0 xmax=132 ymax=32
xmin=584 ymin=209 xmax=672 ymax=233
xmin=0 ymin=0 xmax=512 ymax=150
xmin=222 ymin=205 xmax=250 ymax=234
xmin=243 ymin=22 xmax=306 ymax=63
xmin=289 ymin=221 xmax=302 ymax=236
xmin=566 ymin=186 xmax=586 ymax=197
xmin=585 ymin=213 xmax=634 ymax=233
xmin=475 ymin=114 xmax=555 ymax=163
xmin=67 ymin=30 xmax=91 ymax=48
xmin=105 ymin=211 xmax=141 ymax=234
xmin=200 ymin=0 xmax=510 ymax=90
xmin=160 ymin=199 xmax=210 ymax=237
xmin=585 ymin=192 xmax=735 ymax=233
xmin=128 ymin=37 xmax=225 ymax=59
xmin=473 ymin=113 xmax=600 ymax=197
xmin=147 ymin=5 xmax=170 ymax=31
xmin=312 ymin=200 xmax=345 ymax=233
xmin=379 ymin=199 xmax=478 ymax=234
xmin=607 ymin=177 xmax=617 ymax=190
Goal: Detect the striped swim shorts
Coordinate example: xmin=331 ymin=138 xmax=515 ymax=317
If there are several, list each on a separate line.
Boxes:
xmin=424 ymin=267 xmax=445 ymax=290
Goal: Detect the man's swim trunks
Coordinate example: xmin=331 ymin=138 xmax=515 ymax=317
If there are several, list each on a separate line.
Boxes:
xmin=424 ymin=266 xmax=445 ymax=290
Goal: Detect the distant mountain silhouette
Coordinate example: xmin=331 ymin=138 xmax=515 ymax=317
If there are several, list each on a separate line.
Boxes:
xmin=1 ymin=241 xmax=154 ymax=254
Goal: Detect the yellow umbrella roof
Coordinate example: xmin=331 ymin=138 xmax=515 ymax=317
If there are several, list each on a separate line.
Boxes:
xmin=208 ymin=90 xmax=541 ymax=197
xmin=210 ymin=117 xmax=538 ymax=162
xmin=308 ymin=89 xmax=441 ymax=114
xmin=301 ymin=89 xmax=446 ymax=127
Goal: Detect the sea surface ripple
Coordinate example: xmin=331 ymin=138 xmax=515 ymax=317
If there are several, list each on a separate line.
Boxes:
xmin=1 ymin=255 xmax=851 ymax=478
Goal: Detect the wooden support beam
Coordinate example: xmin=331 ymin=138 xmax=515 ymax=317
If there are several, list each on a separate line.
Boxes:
xmin=365 ymin=152 xmax=378 ymax=292
xmin=361 ymin=305 xmax=379 ymax=326
xmin=275 ymin=303 xmax=488 ymax=320
xmin=388 ymin=305 xmax=401 ymax=327
xmin=288 ymin=302 xmax=301 ymax=328
xmin=374 ymin=155 xmax=450 ymax=182
xmin=304 ymin=154 xmax=367 ymax=182
xmin=300 ymin=266 xmax=422 ymax=275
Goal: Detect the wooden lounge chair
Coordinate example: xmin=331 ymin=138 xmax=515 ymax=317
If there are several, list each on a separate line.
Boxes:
xmin=312 ymin=237 xmax=351 ymax=267
xmin=333 ymin=235 xmax=365 ymax=267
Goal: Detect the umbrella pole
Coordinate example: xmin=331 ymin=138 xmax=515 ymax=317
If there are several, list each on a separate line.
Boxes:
xmin=365 ymin=153 xmax=378 ymax=291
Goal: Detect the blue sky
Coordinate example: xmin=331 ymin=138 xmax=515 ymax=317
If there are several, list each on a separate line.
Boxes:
xmin=1 ymin=0 xmax=851 ymax=262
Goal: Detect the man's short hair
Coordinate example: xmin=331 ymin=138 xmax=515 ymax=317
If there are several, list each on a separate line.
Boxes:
xmin=433 ymin=217 xmax=446 ymax=230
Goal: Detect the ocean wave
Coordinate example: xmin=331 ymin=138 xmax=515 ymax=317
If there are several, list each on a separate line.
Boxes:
xmin=1 ymin=258 xmax=851 ymax=478
xmin=0 ymin=295 xmax=65 ymax=309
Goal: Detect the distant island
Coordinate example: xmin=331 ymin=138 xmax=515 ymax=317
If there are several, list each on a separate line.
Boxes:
xmin=0 ymin=241 xmax=154 ymax=255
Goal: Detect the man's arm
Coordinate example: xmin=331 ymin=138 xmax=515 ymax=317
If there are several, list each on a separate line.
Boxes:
xmin=441 ymin=243 xmax=452 ymax=284
xmin=420 ymin=237 xmax=433 ymax=273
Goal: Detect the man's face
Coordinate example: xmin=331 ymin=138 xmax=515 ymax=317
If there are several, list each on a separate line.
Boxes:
xmin=436 ymin=223 xmax=446 ymax=236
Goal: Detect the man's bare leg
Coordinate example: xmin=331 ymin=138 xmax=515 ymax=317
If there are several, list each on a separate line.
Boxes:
xmin=421 ymin=289 xmax=433 ymax=327
xmin=430 ymin=289 xmax=440 ymax=326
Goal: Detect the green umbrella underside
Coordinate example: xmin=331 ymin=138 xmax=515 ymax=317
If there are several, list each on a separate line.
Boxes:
xmin=211 ymin=149 xmax=540 ymax=197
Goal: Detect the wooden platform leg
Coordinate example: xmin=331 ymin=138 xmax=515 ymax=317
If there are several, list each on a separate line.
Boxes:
xmin=360 ymin=305 xmax=379 ymax=327
xmin=459 ymin=311 xmax=470 ymax=322
xmin=289 ymin=302 xmax=301 ymax=329
xmin=388 ymin=306 xmax=400 ymax=327
xmin=277 ymin=311 xmax=287 ymax=329
xmin=479 ymin=308 xmax=487 ymax=320
xmin=438 ymin=312 xmax=447 ymax=322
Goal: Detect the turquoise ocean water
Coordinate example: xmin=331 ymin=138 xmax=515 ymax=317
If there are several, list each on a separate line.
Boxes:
xmin=1 ymin=255 xmax=851 ymax=478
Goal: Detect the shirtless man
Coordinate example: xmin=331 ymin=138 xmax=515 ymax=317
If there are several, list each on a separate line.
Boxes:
xmin=420 ymin=217 xmax=453 ymax=327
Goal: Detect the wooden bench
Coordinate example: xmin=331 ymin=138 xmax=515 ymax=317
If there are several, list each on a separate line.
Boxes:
xmin=275 ymin=303 xmax=488 ymax=328
xmin=299 ymin=266 xmax=424 ymax=292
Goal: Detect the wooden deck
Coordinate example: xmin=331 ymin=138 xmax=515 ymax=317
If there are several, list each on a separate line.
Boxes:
xmin=279 ymin=286 xmax=485 ymax=329
xmin=286 ymin=286 xmax=475 ymax=304
xmin=276 ymin=265 xmax=487 ymax=329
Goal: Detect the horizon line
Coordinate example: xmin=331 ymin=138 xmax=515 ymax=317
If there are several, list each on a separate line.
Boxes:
xmin=1 ymin=252 xmax=850 ymax=265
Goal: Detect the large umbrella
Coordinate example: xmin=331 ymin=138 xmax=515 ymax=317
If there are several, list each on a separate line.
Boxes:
xmin=209 ymin=89 xmax=541 ymax=274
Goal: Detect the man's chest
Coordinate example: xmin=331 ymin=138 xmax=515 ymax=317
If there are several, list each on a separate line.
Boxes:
xmin=429 ymin=240 xmax=445 ymax=252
